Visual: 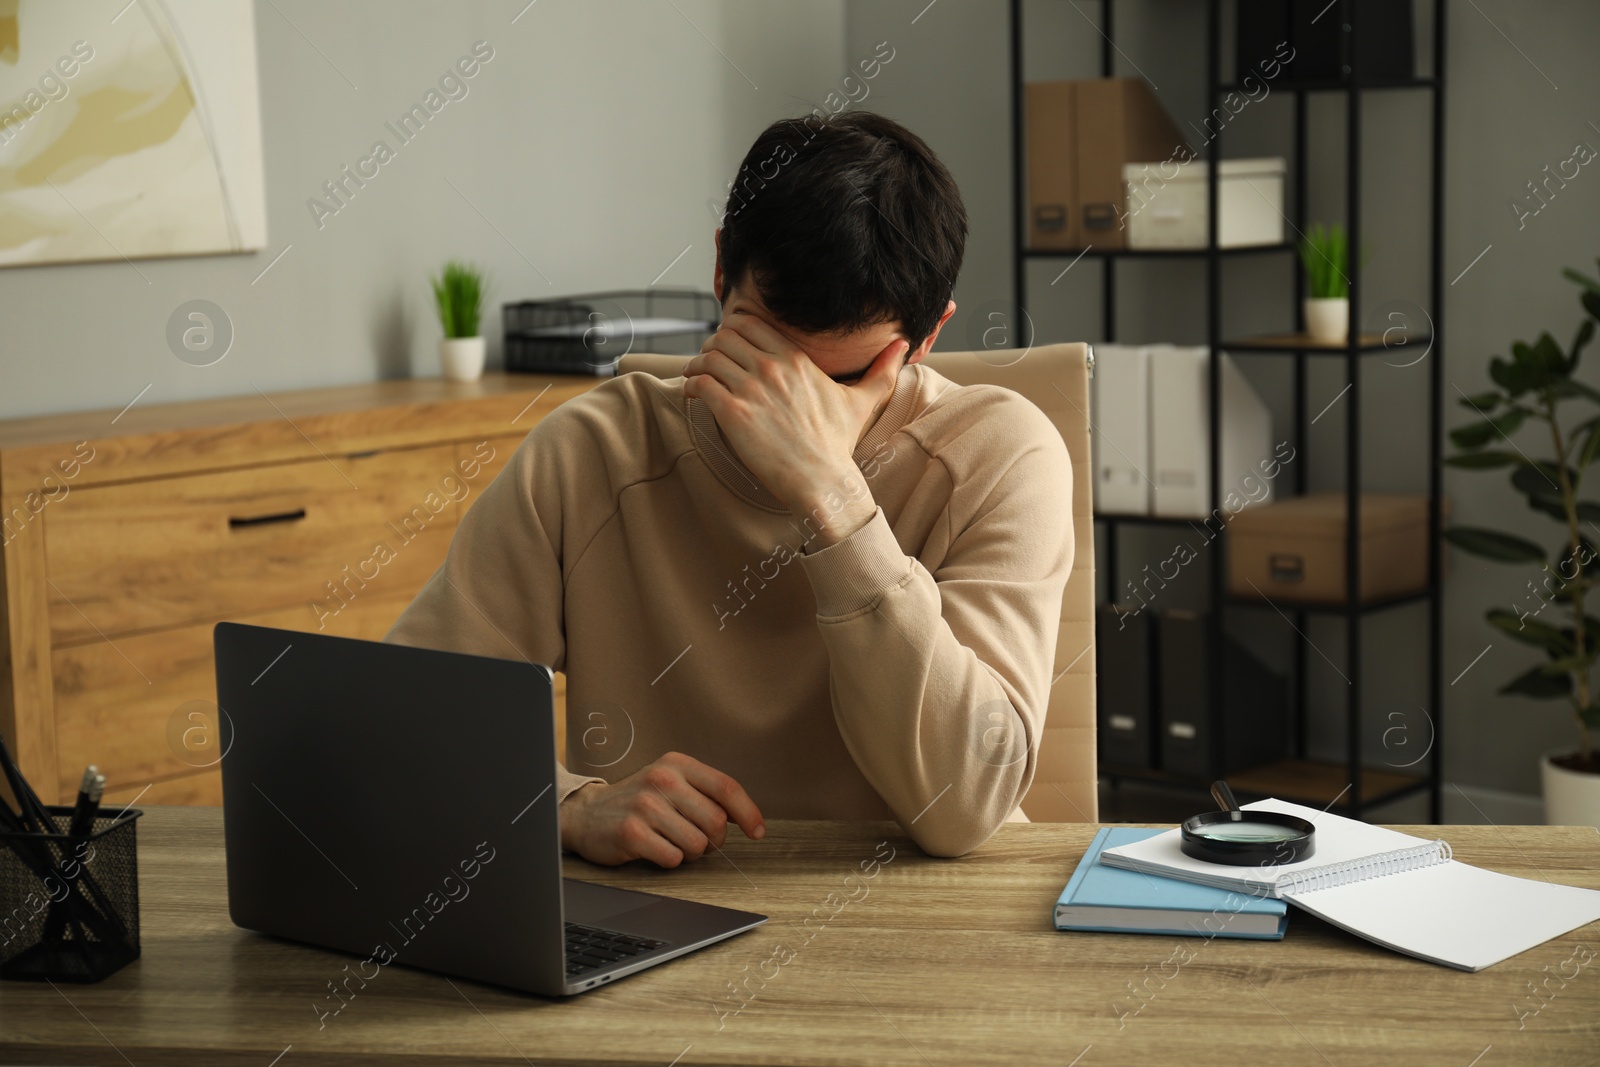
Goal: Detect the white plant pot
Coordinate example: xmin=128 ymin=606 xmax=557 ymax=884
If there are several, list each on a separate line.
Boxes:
xmin=439 ymin=336 xmax=486 ymax=382
xmin=1542 ymin=748 xmax=1600 ymax=827
xmin=1304 ymin=297 xmax=1350 ymax=346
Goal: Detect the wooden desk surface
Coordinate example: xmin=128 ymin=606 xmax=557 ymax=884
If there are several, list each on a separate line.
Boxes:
xmin=3 ymin=809 xmax=1598 ymax=1066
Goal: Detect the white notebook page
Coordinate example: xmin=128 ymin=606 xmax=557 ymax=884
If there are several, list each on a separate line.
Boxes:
xmin=1284 ymin=859 xmax=1600 ymax=972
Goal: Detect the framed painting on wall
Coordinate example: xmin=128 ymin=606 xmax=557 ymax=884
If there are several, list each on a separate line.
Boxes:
xmin=0 ymin=0 xmax=267 ymax=268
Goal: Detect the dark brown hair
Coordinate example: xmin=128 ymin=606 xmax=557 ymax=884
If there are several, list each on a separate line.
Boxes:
xmin=717 ymin=110 xmax=967 ymax=350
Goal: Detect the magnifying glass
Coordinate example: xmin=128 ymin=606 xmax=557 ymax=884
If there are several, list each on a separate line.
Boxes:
xmin=1180 ymin=781 xmax=1316 ymax=866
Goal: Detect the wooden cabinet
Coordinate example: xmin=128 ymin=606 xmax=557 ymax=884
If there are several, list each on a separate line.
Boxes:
xmin=45 ymin=445 xmax=463 ymax=642
xmin=0 ymin=375 xmax=598 ymax=805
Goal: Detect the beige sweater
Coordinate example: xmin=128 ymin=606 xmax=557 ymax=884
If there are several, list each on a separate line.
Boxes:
xmin=385 ymin=362 xmax=1074 ymax=856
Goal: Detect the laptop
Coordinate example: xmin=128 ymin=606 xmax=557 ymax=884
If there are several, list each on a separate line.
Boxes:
xmin=214 ymin=622 xmax=766 ymax=996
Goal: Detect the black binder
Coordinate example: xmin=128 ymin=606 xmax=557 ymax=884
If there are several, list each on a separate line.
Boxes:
xmin=1095 ymin=604 xmax=1159 ymax=771
xmin=1157 ymin=609 xmax=1288 ymax=779
xmin=1236 ymin=0 xmax=1415 ymax=85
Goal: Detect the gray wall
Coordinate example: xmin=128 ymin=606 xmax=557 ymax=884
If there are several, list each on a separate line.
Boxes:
xmin=1433 ymin=0 xmax=1600 ymax=798
xmin=3 ymin=0 xmax=1597 ymax=807
xmin=0 ymin=0 xmax=844 ymax=416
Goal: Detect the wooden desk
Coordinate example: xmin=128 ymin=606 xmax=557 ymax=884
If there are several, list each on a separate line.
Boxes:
xmin=3 ymin=809 xmax=1598 ymax=1065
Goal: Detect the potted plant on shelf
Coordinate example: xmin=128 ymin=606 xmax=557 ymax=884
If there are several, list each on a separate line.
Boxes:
xmin=431 ymin=260 xmax=488 ymax=382
xmin=1298 ymin=222 xmax=1350 ymax=346
xmin=1444 ymin=257 xmax=1600 ymax=826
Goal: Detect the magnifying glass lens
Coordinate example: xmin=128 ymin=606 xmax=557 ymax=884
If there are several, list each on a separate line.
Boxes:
xmin=1195 ymin=821 xmax=1305 ymax=843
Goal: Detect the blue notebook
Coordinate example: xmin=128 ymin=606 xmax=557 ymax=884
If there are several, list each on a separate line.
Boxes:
xmin=1055 ymin=827 xmax=1288 ymax=939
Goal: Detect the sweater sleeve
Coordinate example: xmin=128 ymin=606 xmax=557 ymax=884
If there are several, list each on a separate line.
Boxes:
xmin=383 ymin=428 xmax=605 ymax=805
xmin=796 ymin=408 xmax=1074 ymax=857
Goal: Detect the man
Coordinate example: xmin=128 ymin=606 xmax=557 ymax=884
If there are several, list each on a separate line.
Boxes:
xmin=385 ymin=110 xmax=1073 ymax=865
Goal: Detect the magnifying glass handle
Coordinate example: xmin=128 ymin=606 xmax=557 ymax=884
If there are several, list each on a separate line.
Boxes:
xmin=1210 ymin=780 xmax=1240 ymax=813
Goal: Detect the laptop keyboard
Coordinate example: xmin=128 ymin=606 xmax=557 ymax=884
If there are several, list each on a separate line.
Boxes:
xmin=565 ymin=922 xmax=669 ymax=977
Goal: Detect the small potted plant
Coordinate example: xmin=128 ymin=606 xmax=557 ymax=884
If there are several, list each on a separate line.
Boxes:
xmin=1444 ymin=257 xmax=1600 ymax=826
xmin=431 ymin=260 xmax=487 ymax=382
xmin=1298 ymin=222 xmax=1350 ymax=346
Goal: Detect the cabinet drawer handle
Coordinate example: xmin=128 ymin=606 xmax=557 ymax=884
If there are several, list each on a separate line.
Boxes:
xmin=228 ymin=508 xmax=307 ymax=529
xmin=1268 ymin=553 xmax=1305 ymax=583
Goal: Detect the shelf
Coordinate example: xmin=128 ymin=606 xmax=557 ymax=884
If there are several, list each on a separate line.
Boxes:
xmin=1092 ymin=587 xmax=1434 ymax=618
xmin=1094 ymin=512 xmax=1216 ymax=527
xmin=1216 ymin=77 xmax=1437 ymax=95
xmin=1022 ymin=243 xmax=1295 ymax=260
xmin=1102 ymin=758 xmax=1430 ymax=812
xmin=1223 ymin=331 xmax=1432 ymax=354
xmin=1013 ymin=0 xmax=1447 ymax=822
xmin=1228 ymin=759 xmax=1430 ymax=810
xmin=1224 ymin=586 xmax=1436 ymax=615
xmin=1098 ymin=765 xmax=1214 ymax=793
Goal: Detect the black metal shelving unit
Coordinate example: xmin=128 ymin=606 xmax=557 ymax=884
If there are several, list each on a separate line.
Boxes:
xmin=1009 ymin=0 xmax=1446 ymax=821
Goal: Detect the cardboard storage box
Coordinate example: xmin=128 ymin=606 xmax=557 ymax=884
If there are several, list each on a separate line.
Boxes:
xmin=1026 ymin=77 xmax=1189 ymax=251
xmin=1227 ymin=492 xmax=1443 ymax=605
xmin=1123 ymin=157 xmax=1286 ymax=249
xmin=1025 ymin=80 xmax=1077 ymax=249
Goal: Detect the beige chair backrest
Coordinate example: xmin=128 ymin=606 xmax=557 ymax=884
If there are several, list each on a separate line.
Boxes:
xmin=615 ymin=343 xmax=1098 ymax=823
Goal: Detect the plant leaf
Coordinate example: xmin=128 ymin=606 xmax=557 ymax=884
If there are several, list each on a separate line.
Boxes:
xmin=1443 ymin=527 xmax=1546 ymax=563
xmin=1487 ymin=609 xmax=1574 ymax=655
xmin=1457 ymin=390 xmax=1502 ymax=412
xmin=1508 ymin=338 xmax=1560 ymax=393
xmin=1551 ymin=539 xmax=1600 ymax=598
xmin=1557 ymin=378 xmax=1600 ymax=405
xmin=1297 ymin=222 xmax=1349 ymax=299
xmin=1565 ymin=266 xmax=1600 ymax=293
xmin=1576 ymin=420 xmax=1600 ymax=475
xmin=1545 ymin=549 xmax=1600 ymax=600
xmin=1583 ymin=289 xmax=1600 ymax=324
xmin=1499 ymin=665 xmax=1572 ymax=699
xmin=1527 ymin=495 xmax=1568 ymax=522
xmin=430 ymin=260 xmax=486 ymax=339
xmin=1489 ymin=355 xmax=1531 ymax=396
xmin=1533 ymin=332 xmax=1566 ymax=374
xmin=1556 ymin=614 xmax=1600 ymax=644
xmin=1510 ymin=461 xmax=1572 ymax=519
xmin=1450 ymin=410 xmax=1525 ymax=450
xmin=1510 ymin=462 xmax=1568 ymax=496
xmin=1572 ymin=318 xmax=1596 ymax=373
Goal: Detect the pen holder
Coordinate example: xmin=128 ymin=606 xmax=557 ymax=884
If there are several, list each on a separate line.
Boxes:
xmin=0 ymin=806 xmax=143 ymax=983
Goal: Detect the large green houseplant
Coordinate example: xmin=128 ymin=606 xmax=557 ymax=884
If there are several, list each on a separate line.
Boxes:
xmin=1445 ymin=259 xmax=1600 ymax=824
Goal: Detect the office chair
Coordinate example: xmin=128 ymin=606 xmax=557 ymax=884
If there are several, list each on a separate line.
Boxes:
xmin=617 ymin=342 xmax=1098 ymax=824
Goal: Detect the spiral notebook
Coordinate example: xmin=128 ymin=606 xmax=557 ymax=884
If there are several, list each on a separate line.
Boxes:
xmin=1100 ymin=798 xmax=1600 ymax=971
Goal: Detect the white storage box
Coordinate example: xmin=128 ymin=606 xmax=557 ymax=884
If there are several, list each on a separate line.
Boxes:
xmin=1122 ymin=157 xmax=1285 ymax=249
xmin=1147 ymin=346 xmax=1275 ymax=519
